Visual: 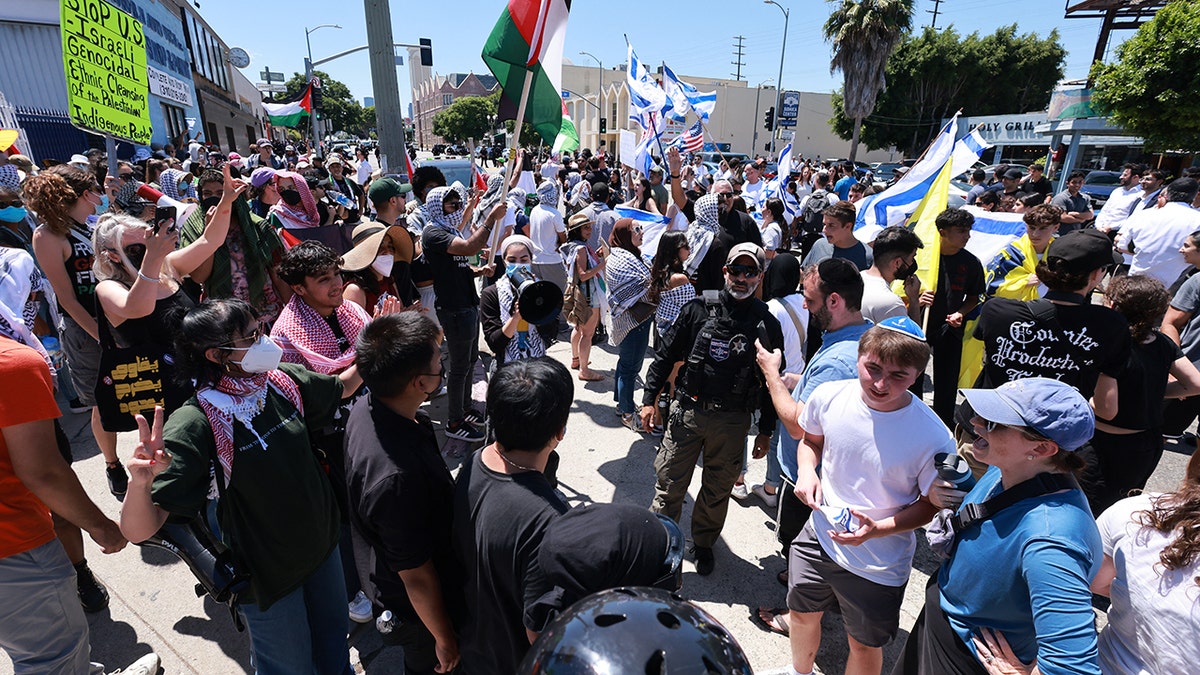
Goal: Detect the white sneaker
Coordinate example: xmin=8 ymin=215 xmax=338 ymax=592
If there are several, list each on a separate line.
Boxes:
xmin=731 ymin=483 xmax=750 ymax=500
xmin=751 ymin=484 xmax=779 ymax=508
xmin=349 ymin=590 xmax=373 ymax=624
xmin=109 ymin=653 xmax=160 ymax=674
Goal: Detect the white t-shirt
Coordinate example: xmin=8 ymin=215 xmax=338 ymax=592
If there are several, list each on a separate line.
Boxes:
xmin=1097 ymin=493 xmax=1200 ymax=675
xmin=766 ymin=294 xmax=807 ymax=376
xmin=742 ymin=179 xmax=766 ymax=209
xmin=1121 ymin=202 xmax=1200 ymax=287
xmin=798 ymin=379 xmax=950 ymax=586
xmin=528 ymin=204 xmax=566 ymax=265
xmin=859 ymin=273 xmax=907 ymax=324
xmin=760 ymin=222 xmax=782 ymax=252
xmin=356 ymin=158 xmax=372 ymax=185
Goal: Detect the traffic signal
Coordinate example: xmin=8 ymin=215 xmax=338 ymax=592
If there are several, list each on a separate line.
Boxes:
xmin=419 ymin=38 xmax=433 ymax=67
xmin=599 ymin=117 xmax=607 ymax=134
xmin=763 ymin=106 xmax=775 ymax=131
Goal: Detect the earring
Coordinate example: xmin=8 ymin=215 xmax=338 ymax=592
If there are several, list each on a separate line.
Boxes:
xmin=1026 ymin=454 xmax=1034 ymax=461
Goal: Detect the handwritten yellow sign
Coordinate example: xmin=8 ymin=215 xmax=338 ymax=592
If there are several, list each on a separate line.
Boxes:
xmin=61 ymin=0 xmax=152 ymax=144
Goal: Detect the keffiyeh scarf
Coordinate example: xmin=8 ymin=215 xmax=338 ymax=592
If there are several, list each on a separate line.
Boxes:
xmin=159 ymin=169 xmax=196 ymax=201
xmin=271 ymin=294 xmax=370 ymax=374
xmin=268 ymin=170 xmax=320 ymax=229
xmin=496 ymin=276 xmax=546 ymax=363
xmin=424 ymin=186 xmax=466 ymax=234
xmin=472 ymin=174 xmax=508 ymax=232
xmin=684 ymin=194 xmax=721 ymax=277
xmin=196 ymin=370 xmax=304 ymax=487
xmin=537 ymin=180 xmax=559 ymax=207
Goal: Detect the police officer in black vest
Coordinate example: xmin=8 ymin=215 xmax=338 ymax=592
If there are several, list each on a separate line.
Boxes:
xmin=640 ymin=243 xmax=785 ymax=575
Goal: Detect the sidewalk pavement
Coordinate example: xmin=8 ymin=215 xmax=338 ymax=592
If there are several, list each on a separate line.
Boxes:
xmin=2 ymin=330 xmax=1192 ymax=674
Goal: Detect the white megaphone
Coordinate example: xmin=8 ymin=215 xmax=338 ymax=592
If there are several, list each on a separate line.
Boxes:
xmin=136 ymin=184 xmax=198 ymax=223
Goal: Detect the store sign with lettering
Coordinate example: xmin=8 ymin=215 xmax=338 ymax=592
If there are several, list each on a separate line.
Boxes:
xmin=61 ymin=0 xmax=152 ymax=144
xmin=147 ymin=65 xmax=192 ymax=107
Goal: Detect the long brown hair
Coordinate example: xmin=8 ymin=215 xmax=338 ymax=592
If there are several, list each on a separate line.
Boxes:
xmin=23 ymin=165 xmax=96 ymax=236
xmin=1136 ymin=450 xmax=1200 ymax=586
xmin=647 ymin=231 xmax=687 ymax=304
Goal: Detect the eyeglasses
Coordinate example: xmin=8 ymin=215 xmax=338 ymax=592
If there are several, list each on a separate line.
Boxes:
xmin=726 ymin=264 xmax=761 ymax=279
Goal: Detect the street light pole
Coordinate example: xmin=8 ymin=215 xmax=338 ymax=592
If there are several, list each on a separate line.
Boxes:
xmin=305 ymin=23 xmax=341 ymax=156
xmin=579 ymin=51 xmax=603 ymax=149
xmin=765 ymin=0 xmax=789 ymax=158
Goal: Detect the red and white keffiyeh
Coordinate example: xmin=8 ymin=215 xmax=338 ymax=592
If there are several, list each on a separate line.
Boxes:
xmin=268 ymin=170 xmax=320 ymax=228
xmin=271 ymin=295 xmax=370 ymax=374
xmin=196 ymin=370 xmax=304 ymax=487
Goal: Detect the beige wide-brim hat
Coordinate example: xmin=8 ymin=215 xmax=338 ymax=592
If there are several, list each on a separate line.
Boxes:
xmin=341 ymin=220 xmax=405 ymax=272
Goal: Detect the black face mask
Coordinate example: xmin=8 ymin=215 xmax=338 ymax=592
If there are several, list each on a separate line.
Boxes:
xmin=200 ymin=196 xmax=221 ymax=212
xmin=280 ymin=189 xmax=302 ymax=206
xmin=124 ymin=244 xmax=147 ymax=270
xmin=896 ymin=260 xmax=919 ymax=280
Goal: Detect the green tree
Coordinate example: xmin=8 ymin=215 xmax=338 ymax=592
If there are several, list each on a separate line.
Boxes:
xmin=277 ymin=70 xmax=362 ymax=138
xmin=824 ymin=0 xmax=915 ymax=162
xmin=432 ymin=95 xmax=495 ymax=144
xmin=830 ymin=25 xmax=1065 ymax=157
xmin=1091 ymin=2 xmax=1200 ymax=152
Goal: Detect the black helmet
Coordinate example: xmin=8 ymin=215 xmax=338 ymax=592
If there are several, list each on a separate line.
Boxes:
xmin=519 ymin=587 xmax=752 ymax=674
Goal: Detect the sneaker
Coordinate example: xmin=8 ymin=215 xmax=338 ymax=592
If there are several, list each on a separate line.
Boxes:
xmin=67 ymin=397 xmax=91 ymax=414
xmin=751 ymin=484 xmax=779 ymax=508
xmin=446 ymin=419 xmax=486 ymax=443
xmin=463 ymin=409 xmax=486 ymax=425
xmin=349 ymin=590 xmax=373 ymax=624
xmin=691 ymin=545 xmax=715 ymax=576
xmin=106 ymin=462 xmax=128 ymax=500
xmin=650 ymin=423 xmax=664 ymax=437
xmin=621 ymin=413 xmax=644 ymax=433
xmin=75 ymin=561 xmax=109 ymax=613
xmin=731 ymin=483 xmax=750 ymax=500
xmin=109 ymin=652 xmax=160 ymax=675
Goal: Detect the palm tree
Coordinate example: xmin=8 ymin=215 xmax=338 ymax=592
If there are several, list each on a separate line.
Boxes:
xmin=824 ymin=0 xmax=915 ymax=162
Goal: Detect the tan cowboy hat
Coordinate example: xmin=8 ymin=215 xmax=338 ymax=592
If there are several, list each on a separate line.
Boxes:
xmin=341 ymin=220 xmax=406 ymax=272
xmin=566 ymin=212 xmax=594 ymax=233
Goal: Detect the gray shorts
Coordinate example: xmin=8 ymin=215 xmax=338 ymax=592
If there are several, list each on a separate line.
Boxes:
xmin=786 ymin=522 xmax=907 ymax=648
xmin=58 ymin=314 xmax=100 ymax=407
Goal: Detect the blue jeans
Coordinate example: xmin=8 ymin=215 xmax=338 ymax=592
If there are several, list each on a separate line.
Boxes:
xmin=435 ymin=306 xmax=480 ymax=424
xmin=614 ymin=319 xmax=652 ymax=415
xmin=240 ymin=546 xmax=353 ymax=675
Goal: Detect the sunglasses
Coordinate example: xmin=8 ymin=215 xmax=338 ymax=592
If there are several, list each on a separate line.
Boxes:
xmin=119 ymin=173 xmax=134 ymax=181
xmin=219 ymin=325 xmax=264 ymax=348
xmin=633 ymin=226 xmax=643 ymax=234
xmin=0 ymin=199 xmax=23 ymax=209
xmin=726 ymin=264 xmax=761 ymax=279
xmin=982 ymin=418 xmax=1049 ymax=441
xmin=444 ymin=199 xmax=462 ymax=209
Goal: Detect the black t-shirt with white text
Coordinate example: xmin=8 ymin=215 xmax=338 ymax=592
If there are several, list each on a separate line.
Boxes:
xmin=421 ymin=225 xmax=478 ymax=310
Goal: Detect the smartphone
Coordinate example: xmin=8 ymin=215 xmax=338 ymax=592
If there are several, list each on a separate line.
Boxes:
xmin=153 ymin=205 xmax=176 ymax=234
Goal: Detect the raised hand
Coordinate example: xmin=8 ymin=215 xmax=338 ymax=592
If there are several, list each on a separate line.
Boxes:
xmin=128 ymin=406 xmax=171 ymax=485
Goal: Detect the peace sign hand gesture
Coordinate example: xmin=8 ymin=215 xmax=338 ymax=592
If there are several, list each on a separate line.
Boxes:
xmin=128 ymin=406 xmax=171 ymax=486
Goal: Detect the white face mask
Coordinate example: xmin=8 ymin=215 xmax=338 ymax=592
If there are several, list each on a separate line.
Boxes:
xmin=229 ymin=335 xmax=283 ymax=374
xmin=371 ymin=254 xmax=394 ymax=277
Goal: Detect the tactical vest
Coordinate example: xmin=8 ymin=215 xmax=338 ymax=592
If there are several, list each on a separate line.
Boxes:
xmin=679 ymin=291 xmax=773 ymax=411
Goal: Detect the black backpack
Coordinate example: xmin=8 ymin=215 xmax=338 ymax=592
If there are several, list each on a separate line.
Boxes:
xmin=800 ymin=190 xmax=831 ymax=234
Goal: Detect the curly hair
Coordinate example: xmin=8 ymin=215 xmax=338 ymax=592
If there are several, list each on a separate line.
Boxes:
xmin=1106 ymin=274 xmax=1170 ymax=343
xmin=23 ymin=165 xmax=97 ymax=236
xmin=1136 ymin=451 xmax=1200 ymax=587
xmin=277 ymin=240 xmax=342 ymax=286
xmin=1023 ymin=203 xmax=1064 ymax=229
xmin=647 ymin=231 xmax=688 ymax=304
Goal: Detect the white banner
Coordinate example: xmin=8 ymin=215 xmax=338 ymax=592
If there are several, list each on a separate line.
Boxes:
xmin=619 ymin=129 xmax=638 ymax=168
xmin=147 ymin=65 xmax=193 ymax=107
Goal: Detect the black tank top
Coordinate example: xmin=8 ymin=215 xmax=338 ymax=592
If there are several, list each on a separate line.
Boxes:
xmin=62 ymin=221 xmax=98 ymax=317
xmin=111 ymin=288 xmax=196 ymax=349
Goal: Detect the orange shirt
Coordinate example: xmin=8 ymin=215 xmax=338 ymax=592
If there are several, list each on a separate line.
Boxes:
xmin=0 ymin=339 xmax=60 ymax=558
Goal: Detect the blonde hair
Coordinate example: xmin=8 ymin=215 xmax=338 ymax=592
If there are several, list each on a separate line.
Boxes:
xmin=92 ymin=213 xmax=172 ymax=285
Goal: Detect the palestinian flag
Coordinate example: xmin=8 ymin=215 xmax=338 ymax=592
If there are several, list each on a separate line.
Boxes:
xmin=263 ymin=84 xmax=312 ymax=128
xmin=482 ymin=0 xmax=571 ymax=147
xmin=552 ymin=99 xmax=579 ymax=154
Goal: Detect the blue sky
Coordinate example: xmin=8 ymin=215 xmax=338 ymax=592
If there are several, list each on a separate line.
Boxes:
xmin=201 ymin=0 xmax=1127 ymax=109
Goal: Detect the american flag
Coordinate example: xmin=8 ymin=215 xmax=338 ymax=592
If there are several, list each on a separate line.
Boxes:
xmin=669 ymin=120 xmax=704 ymax=154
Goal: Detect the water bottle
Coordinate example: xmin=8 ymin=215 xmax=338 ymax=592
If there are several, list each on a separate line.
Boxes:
xmin=376 ymin=610 xmax=396 ymax=635
xmin=41 ymin=336 xmax=64 ymax=372
xmin=934 ymin=452 xmax=977 ymax=493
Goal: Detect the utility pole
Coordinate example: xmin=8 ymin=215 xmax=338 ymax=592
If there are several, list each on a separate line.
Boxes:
xmin=731 ymin=36 xmax=746 ymax=81
xmin=364 ymin=0 xmax=404 ymax=172
xmin=927 ymin=0 xmax=944 ymax=28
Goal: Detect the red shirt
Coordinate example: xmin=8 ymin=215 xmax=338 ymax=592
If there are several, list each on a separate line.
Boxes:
xmin=0 ymin=339 xmax=60 ymax=558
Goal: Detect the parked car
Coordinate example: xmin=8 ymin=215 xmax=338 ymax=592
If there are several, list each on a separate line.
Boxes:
xmin=871 ymin=162 xmax=905 ymax=183
xmin=1079 ymin=170 xmax=1122 ymax=210
xmin=422 ymin=158 xmax=481 ymax=192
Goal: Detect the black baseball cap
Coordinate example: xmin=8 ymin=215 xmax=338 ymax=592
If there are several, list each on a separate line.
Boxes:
xmin=1045 ymin=229 xmax=1122 ymax=274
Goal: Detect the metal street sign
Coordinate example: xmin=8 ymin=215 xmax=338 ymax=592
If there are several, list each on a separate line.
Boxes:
xmin=779 ymin=90 xmax=800 ymax=119
xmin=260 ymin=68 xmax=285 ymax=83
xmin=256 ymin=83 xmax=287 ymax=93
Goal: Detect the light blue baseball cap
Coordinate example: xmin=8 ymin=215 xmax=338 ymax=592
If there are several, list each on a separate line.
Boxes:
xmin=961 ymin=378 xmax=1095 ymax=451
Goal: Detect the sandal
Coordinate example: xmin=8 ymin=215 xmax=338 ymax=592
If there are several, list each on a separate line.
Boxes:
xmin=570 ymin=357 xmax=580 ymax=370
xmin=750 ymin=607 xmax=791 ymax=637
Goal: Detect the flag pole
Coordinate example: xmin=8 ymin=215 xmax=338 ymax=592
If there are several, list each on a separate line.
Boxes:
xmin=496 ymin=68 xmax=535 ymax=252
xmin=699 ymin=120 xmax=728 ymax=164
